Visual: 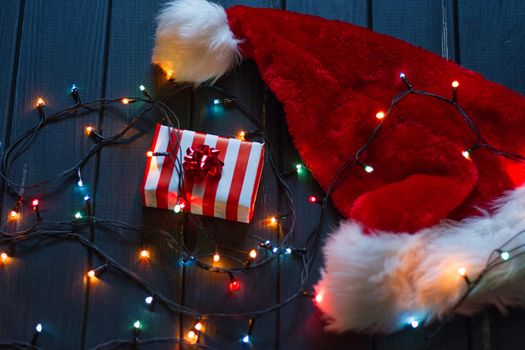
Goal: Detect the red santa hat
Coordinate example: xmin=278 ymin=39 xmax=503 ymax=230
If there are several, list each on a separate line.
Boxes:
xmin=152 ymin=0 xmax=525 ymax=333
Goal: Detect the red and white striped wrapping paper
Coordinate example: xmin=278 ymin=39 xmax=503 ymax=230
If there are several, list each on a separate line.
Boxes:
xmin=142 ymin=124 xmax=265 ymax=223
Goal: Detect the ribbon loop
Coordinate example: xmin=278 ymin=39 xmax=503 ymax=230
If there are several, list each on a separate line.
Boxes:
xmin=183 ymin=144 xmax=224 ymax=181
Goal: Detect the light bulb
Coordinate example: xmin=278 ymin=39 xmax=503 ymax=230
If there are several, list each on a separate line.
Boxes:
xmin=272 ymin=247 xmax=278 ymax=253
xmin=229 ymin=279 xmax=240 ymax=292
xmin=84 ymin=195 xmax=90 ymax=201
xmin=500 ymin=251 xmax=510 ymax=261
xmin=364 ymin=165 xmax=374 ymax=173
xmin=237 ymin=130 xmax=246 ymax=140
xmin=315 ymin=292 xmax=323 ymax=304
xmin=36 ymin=98 xmax=45 ymax=107
xmin=133 ymin=320 xmax=141 ymax=329
xmin=35 ymin=323 xmax=43 ymax=333
xmin=213 ymin=98 xmax=221 ymax=105
xmin=166 ymin=71 xmax=173 ymax=80
xmin=10 ymin=210 xmax=18 ymax=218
xmin=376 ymin=111 xmax=385 ymax=119
xmin=457 ymin=267 xmax=466 ymax=276
xmin=140 ymin=249 xmax=150 ymax=259
xmin=32 ymin=199 xmax=39 ymax=207
xmin=87 ymin=270 xmax=96 ymax=278
xmin=270 ymin=216 xmax=278 ymax=224
xmin=146 ymin=151 xmax=154 ymax=158
xmin=75 ymin=212 xmax=83 ymax=219
xmin=174 ymin=203 xmax=182 ymax=213
xmin=187 ymin=330 xmax=197 ymax=342
xmin=296 ymin=164 xmax=303 ymax=173
xmin=194 ymin=322 xmax=203 ymax=331
xmin=145 ymin=296 xmax=154 ymax=304
xmin=139 ymin=85 xmax=146 ymax=92
xmin=285 ymin=248 xmax=292 ymax=255
xmin=71 ymin=84 xmax=78 ymax=92
xmin=462 ymin=150 xmax=470 ymax=159
xmin=452 ymin=80 xmax=459 ymax=88
xmin=249 ymin=249 xmax=257 ymax=259
xmin=85 ymin=126 xmax=93 ymax=135
xmin=242 ymin=335 xmax=250 ymax=343
xmin=308 ymin=196 xmax=318 ymax=203
xmin=399 ymin=72 xmax=406 ymax=79
xmin=1 ymin=252 xmax=8 ymax=262
xmin=121 ymin=98 xmax=130 ymax=104
xmin=411 ymin=320 xmax=419 ymax=328
xmin=78 ymin=179 xmax=83 ymax=187
xmin=213 ymin=253 xmax=220 ymax=262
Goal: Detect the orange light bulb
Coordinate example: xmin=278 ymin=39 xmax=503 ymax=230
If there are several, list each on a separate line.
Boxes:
xmin=457 ymin=267 xmax=466 ymax=276
xmin=237 ymin=131 xmax=246 ymax=140
xmin=140 ymin=249 xmax=150 ymax=259
xmin=85 ymin=126 xmax=93 ymax=135
xmin=36 ymin=98 xmax=45 ymax=107
xmin=194 ymin=322 xmax=203 ymax=331
xmin=87 ymin=270 xmax=96 ymax=278
xmin=146 ymin=151 xmax=154 ymax=158
xmin=213 ymin=253 xmax=220 ymax=262
xmin=1 ymin=252 xmax=8 ymax=262
xmin=270 ymin=216 xmax=278 ymax=224
xmin=249 ymin=249 xmax=257 ymax=259
xmin=121 ymin=98 xmax=130 ymax=104
xmin=187 ymin=330 xmax=197 ymax=343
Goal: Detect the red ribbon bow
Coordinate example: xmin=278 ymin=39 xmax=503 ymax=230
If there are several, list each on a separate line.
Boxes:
xmin=183 ymin=144 xmax=224 ymax=181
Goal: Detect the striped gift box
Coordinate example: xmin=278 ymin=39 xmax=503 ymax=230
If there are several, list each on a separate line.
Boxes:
xmin=142 ymin=124 xmax=265 ymax=223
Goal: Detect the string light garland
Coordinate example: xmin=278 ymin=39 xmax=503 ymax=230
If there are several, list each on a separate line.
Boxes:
xmin=2 ymin=74 xmax=525 ymax=348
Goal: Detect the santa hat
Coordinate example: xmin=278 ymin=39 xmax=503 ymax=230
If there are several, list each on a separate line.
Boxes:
xmin=152 ymin=0 xmax=525 ymax=333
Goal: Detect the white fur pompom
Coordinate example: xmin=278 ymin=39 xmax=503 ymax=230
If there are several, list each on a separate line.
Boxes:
xmin=315 ymin=185 xmax=525 ymax=333
xmin=152 ymin=0 xmax=241 ymax=84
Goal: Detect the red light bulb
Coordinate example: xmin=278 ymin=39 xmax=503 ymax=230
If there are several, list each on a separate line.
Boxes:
xmin=229 ymin=279 xmax=240 ymax=292
xmin=32 ymin=199 xmax=39 ymax=207
xmin=308 ymin=196 xmax=317 ymax=203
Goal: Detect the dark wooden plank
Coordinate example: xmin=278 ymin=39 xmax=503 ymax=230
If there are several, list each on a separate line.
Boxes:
xmin=0 ymin=1 xmax=108 ymax=349
xmin=82 ymin=0 xmax=190 ymax=348
xmin=371 ymin=1 xmax=469 ymax=349
xmin=178 ymin=2 xmax=281 ymax=349
xmin=458 ymin=2 xmax=525 ymax=350
xmin=275 ymin=1 xmax=374 ymax=350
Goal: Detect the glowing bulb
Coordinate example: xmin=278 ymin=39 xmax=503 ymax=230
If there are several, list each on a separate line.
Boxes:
xmin=146 ymin=151 xmax=154 ymax=158
xmin=84 ymin=195 xmax=90 ymax=201
xmin=376 ymin=111 xmax=385 ymax=119
xmin=411 ymin=320 xmax=419 ymax=328
xmin=1 ymin=252 xmax=8 ymax=262
xmin=9 ymin=210 xmax=18 ymax=218
xmin=187 ymin=330 xmax=197 ymax=342
xmin=121 ymin=98 xmax=130 ymax=104
xmin=133 ymin=320 xmax=141 ymax=329
xmin=296 ymin=164 xmax=303 ymax=173
xmin=85 ymin=126 xmax=93 ymax=135
xmin=242 ymin=335 xmax=250 ymax=343
xmin=229 ymin=279 xmax=240 ymax=292
xmin=399 ymin=72 xmax=406 ymax=79
xmin=36 ymin=98 xmax=45 ymax=107
xmin=452 ymin=80 xmax=459 ymax=88
xmin=285 ymin=248 xmax=292 ymax=255
xmin=75 ymin=212 xmax=83 ymax=219
xmin=194 ymin=322 xmax=203 ymax=331
xmin=272 ymin=247 xmax=278 ymax=253
xmin=457 ymin=267 xmax=466 ymax=276
xmin=213 ymin=98 xmax=221 ymax=105
xmin=270 ymin=216 xmax=278 ymax=224
xmin=139 ymin=85 xmax=146 ymax=92
xmin=140 ymin=249 xmax=150 ymax=259
xmin=308 ymin=196 xmax=318 ymax=203
xmin=78 ymin=179 xmax=83 ymax=187
xmin=213 ymin=253 xmax=220 ymax=262
xmin=315 ymin=292 xmax=323 ymax=304
xmin=249 ymin=249 xmax=257 ymax=259
xmin=462 ymin=150 xmax=470 ymax=159
xmin=32 ymin=199 xmax=39 ymax=207
xmin=174 ymin=203 xmax=184 ymax=213
xmin=71 ymin=84 xmax=78 ymax=92
xmin=237 ymin=130 xmax=246 ymax=140
xmin=166 ymin=71 xmax=173 ymax=80
xmin=500 ymin=251 xmax=510 ymax=261
xmin=364 ymin=165 xmax=374 ymax=173
xmin=35 ymin=323 xmax=43 ymax=333
xmin=87 ymin=270 xmax=96 ymax=278
xmin=145 ymin=296 xmax=154 ymax=304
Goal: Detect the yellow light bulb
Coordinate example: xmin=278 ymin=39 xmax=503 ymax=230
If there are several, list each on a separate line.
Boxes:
xmin=187 ymin=330 xmax=197 ymax=343
xmin=140 ymin=249 xmax=150 ymax=259
xmin=462 ymin=150 xmax=470 ymax=159
xmin=146 ymin=151 xmax=154 ymax=158
xmin=85 ymin=126 xmax=93 ymax=135
xmin=10 ymin=210 xmax=18 ymax=218
xmin=452 ymin=80 xmax=459 ymax=88
xmin=249 ymin=249 xmax=257 ymax=259
xmin=375 ymin=111 xmax=385 ymax=119
xmin=121 ymin=98 xmax=130 ymax=104
xmin=213 ymin=253 xmax=220 ymax=262
xmin=36 ymin=98 xmax=45 ymax=107
xmin=1 ymin=252 xmax=8 ymax=262
xmin=167 ymin=71 xmax=174 ymax=80
xmin=270 ymin=216 xmax=278 ymax=224
xmin=194 ymin=322 xmax=203 ymax=331
xmin=237 ymin=131 xmax=246 ymax=140
xmin=457 ymin=267 xmax=466 ymax=276
xmin=87 ymin=270 xmax=96 ymax=278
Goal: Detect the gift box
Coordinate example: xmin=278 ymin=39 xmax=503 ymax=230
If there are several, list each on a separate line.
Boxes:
xmin=142 ymin=124 xmax=264 ymax=223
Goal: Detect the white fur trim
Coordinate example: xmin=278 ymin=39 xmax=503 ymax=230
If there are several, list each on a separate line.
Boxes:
xmin=315 ymin=186 xmax=525 ymax=333
xmin=152 ymin=0 xmax=241 ymax=84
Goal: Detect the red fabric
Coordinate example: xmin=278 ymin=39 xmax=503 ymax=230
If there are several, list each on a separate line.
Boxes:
xmin=226 ymin=6 xmax=525 ymax=233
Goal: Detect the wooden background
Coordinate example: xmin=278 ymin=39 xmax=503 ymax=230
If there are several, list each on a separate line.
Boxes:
xmin=1 ymin=0 xmax=524 ymax=349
